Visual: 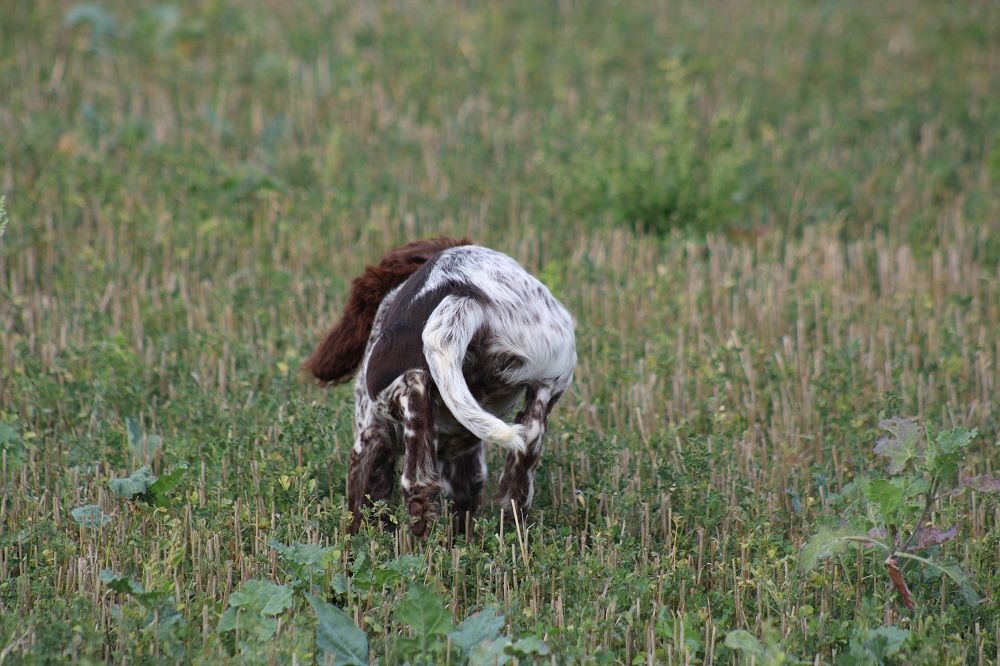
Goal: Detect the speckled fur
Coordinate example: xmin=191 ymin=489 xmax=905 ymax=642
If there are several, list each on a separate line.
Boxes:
xmin=313 ymin=242 xmax=576 ymax=536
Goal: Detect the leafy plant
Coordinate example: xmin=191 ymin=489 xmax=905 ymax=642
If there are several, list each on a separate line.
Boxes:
xmin=801 ymin=417 xmax=992 ymax=609
xmin=448 ymin=608 xmax=505 ymax=654
xmin=99 ymin=570 xmax=185 ymax=650
xmin=71 ymin=504 xmax=112 ymax=528
xmin=0 ymin=422 xmax=26 ymax=467
xmin=545 ymin=60 xmax=755 ymax=236
xmin=350 ymin=552 xmax=424 ymax=594
xmin=724 ymin=623 xmax=803 ymax=665
xmin=269 ymin=540 xmax=340 ymax=591
xmin=218 ymin=580 xmax=293 ymax=649
xmin=656 ymin=611 xmax=703 ymax=659
xmin=306 ymin=593 xmax=368 ymax=666
xmin=394 ymin=584 xmax=455 ymax=659
xmin=108 ymin=463 xmax=188 ymax=507
xmin=835 ymin=626 xmax=910 ymax=666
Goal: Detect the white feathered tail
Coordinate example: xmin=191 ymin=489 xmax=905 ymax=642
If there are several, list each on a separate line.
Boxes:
xmin=421 ymin=295 xmax=527 ymax=454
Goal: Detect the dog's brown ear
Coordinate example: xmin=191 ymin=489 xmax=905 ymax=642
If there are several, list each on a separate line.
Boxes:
xmin=381 ymin=236 xmax=470 ymax=267
xmin=304 ymin=237 xmax=471 ymax=385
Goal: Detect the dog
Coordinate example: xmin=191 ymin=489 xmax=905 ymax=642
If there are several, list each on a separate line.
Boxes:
xmin=306 ymin=238 xmax=576 ymax=536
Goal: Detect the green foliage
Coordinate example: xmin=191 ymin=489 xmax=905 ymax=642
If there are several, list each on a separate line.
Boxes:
xmin=863 ymin=479 xmax=904 ymax=525
xmin=724 ymin=623 xmax=802 ymax=665
xmin=108 ymin=467 xmax=157 ymax=500
xmin=873 ymin=417 xmax=925 ymax=475
xmin=799 ymin=527 xmax=873 ymax=572
xmin=108 ymin=463 xmax=188 ymax=507
xmin=925 ymin=427 xmax=976 ymax=482
xmin=657 ymin=611 xmax=703 ymax=658
xmin=836 ymin=626 xmax=909 ymax=666
xmin=269 ymin=540 xmax=339 ymax=590
xmin=449 ymin=608 xmax=505 ymax=654
xmin=350 ymin=552 xmax=424 ymax=593
xmin=3 ymin=0 xmax=1000 ymax=662
xmin=99 ymin=570 xmax=185 ymax=651
xmin=546 ymin=60 xmax=755 ymax=236
xmin=468 ymin=635 xmax=550 ymax=665
xmin=0 ymin=422 xmax=25 ymax=466
xmin=218 ymin=580 xmax=294 ymax=655
xmin=306 ymin=593 xmax=368 ymax=666
xmin=64 ymin=4 xmax=117 ymax=54
xmin=802 ymin=417 xmax=988 ymax=612
xmin=394 ymin=584 xmax=455 ymax=658
xmin=71 ymin=504 xmax=113 ymax=528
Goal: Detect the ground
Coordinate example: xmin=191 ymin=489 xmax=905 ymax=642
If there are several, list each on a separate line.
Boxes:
xmin=1 ymin=0 xmax=999 ymax=663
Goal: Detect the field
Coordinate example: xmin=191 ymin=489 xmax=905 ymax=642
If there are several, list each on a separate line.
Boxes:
xmin=2 ymin=0 xmax=1000 ymax=663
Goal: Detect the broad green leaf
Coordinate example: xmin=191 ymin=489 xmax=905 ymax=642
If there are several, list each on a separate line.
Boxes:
xmin=306 ymin=593 xmax=368 ymax=666
xmin=71 ymin=504 xmax=112 ymax=528
xmin=449 ymin=608 xmax=504 ymax=654
xmin=218 ymin=609 xmax=277 ymax=643
xmin=268 ymin=539 xmax=338 ymax=568
xmin=147 ymin=463 xmax=188 ymax=507
xmin=925 ymin=427 xmax=976 ymax=481
xmin=383 ymin=554 xmax=424 ymax=577
xmin=863 ymin=626 xmax=909 ymax=659
xmin=873 ymin=418 xmax=925 ymax=474
xmin=934 ymin=427 xmax=976 ymax=453
xmin=724 ymin=630 xmax=765 ymax=659
xmin=800 ymin=527 xmax=877 ymax=572
xmin=227 ymin=580 xmax=293 ymax=616
xmin=469 ymin=637 xmax=513 ymax=666
xmin=863 ymin=479 xmax=904 ymax=524
xmin=509 ymin=635 xmax=550 ymax=657
xmin=395 ymin=584 xmax=454 ymax=638
xmin=218 ymin=580 xmax=293 ymax=644
xmin=108 ymin=467 xmax=157 ymax=500
xmin=99 ymin=569 xmax=145 ymax=596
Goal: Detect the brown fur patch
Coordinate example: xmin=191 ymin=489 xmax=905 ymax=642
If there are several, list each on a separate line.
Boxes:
xmin=304 ymin=237 xmax=470 ymax=384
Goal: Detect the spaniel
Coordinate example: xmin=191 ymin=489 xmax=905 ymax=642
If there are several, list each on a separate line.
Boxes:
xmin=306 ymin=238 xmax=576 ymax=536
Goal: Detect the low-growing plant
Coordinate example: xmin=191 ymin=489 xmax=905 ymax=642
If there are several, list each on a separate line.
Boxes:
xmin=71 ymin=504 xmax=112 ymax=528
xmin=801 ymin=417 xmax=997 ymax=609
xmin=268 ymin=540 xmax=341 ymax=591
xmin=545 ymin=60 xmax=756 ymax=236
xmin=108 ymin=462 xmax=188 ymax=507
xmin=725 ymin=622 xmax=805 ymax=665
xmin=217 ymin=580 xmax=294 ymax=654
xmin=100 ymin=570 xmax=185 ymax=654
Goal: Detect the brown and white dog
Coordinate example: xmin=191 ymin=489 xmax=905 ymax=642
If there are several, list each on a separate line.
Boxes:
xmin=306 ymin=238 xmax=576 ymax=536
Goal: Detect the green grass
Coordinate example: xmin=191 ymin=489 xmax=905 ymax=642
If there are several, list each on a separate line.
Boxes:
xmin=2 ymin=0 xmax=999 ymax=663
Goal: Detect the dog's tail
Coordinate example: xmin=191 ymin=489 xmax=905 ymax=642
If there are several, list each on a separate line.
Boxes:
xmin=422 ymin=295 xmax=527 ymax=454
xmin=305 ymin=237 xmax=470 ymax=385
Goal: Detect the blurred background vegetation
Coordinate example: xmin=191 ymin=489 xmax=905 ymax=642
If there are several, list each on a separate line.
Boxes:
xmin=1 ymin=0 xmax=999 ymax=663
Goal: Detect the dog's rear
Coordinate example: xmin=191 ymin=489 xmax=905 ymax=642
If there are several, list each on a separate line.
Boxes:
xmin=307 ymin=239 xmax=575 ymax=536
xmin=304 ymin=237 xmax=469 ymax=384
